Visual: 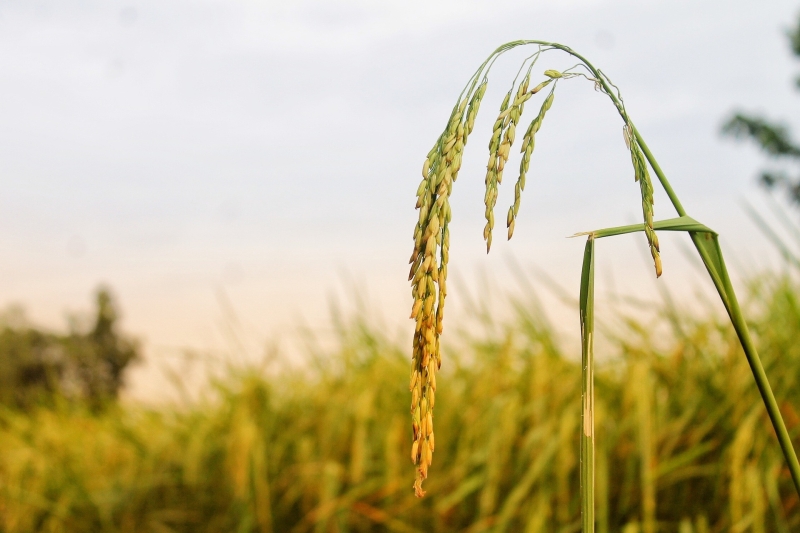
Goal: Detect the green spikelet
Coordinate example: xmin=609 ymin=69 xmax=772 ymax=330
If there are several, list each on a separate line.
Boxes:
xmin=624 ymin=124 xmax=661 ymax=277
xmin=508 ymin=87 xmax=555 ymax=240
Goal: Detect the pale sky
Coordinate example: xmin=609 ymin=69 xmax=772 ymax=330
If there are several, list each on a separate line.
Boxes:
xmin=1 ymin=0 xmax=799 ymax=398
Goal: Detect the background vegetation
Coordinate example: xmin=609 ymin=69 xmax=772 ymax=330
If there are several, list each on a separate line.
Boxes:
xmin=0 ymin=271 xmax=798 ymax=532
xmin=723 ymin=11 xmax=800 ymax=203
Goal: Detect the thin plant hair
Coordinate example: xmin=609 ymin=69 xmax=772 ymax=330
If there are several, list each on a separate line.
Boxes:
xmin=405 ymin=40 xmax=800 ymax=530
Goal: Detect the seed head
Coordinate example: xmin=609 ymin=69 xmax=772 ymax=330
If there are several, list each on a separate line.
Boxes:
xmin=483 ymin=75 xmax=534 ymax=251
xmin=408 ymin=84 xmax=487 ymax=496
xmin=508 ymin=87 xmax=556 ymax=240
xmin=624 ymin=123 xmax=661 ymax=277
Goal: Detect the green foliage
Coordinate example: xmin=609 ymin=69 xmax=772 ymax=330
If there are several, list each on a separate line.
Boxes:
xmin=1 ymin=281 xmax=799 ymax=531
xmin=0 ymin=287 xmax=140 ymax=407
xmin=722 ymin=11 xmax=800 ymax=203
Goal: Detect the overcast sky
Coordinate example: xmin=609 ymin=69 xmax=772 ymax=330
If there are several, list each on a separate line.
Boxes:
xmin=1 ymin=0 xmax=799 ymax=398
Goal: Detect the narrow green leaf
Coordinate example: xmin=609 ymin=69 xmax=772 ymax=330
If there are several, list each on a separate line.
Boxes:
xmin=689 ymin=232 xmax=730 ymax=310
xmin=656 ymin=441 xmax=716 ymax=479
xmin=691 ymin=233 xmax=800 ymax=496
xmin=493 ymin=439 xmax=559 ymax=532
xmin=573 ymin=216 xmax=715 ymax=240
xmin=434 ymin=474 xmax=484 ymax=513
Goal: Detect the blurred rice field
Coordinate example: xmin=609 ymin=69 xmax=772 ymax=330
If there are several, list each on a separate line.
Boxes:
xmin=1 ymin=277 xmax=799 ymax=532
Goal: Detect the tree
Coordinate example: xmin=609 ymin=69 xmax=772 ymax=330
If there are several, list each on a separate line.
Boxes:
xmin=62 ymin=287 xmax=140 ymax=401
xmin=722 ymin=12 xmax=800 ymax=204
xmin=0 ymin=287 xmax=140 ymax=407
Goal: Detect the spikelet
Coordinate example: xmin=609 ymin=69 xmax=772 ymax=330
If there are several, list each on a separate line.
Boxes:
xmin=466 ymin=81 xmax=488 ymax=137
xmin=508 ymin=85 xmax=554 ymax=240
xmin=484 ymin=75 xmax=532 ymax=252
xmin=623 ymin=124 xmax=661 ymax=277
xmin=408 ymin=80 xmax=487 ymax=498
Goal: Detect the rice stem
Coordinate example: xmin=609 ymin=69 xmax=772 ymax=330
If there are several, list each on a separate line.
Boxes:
xmin=579 ymin=236 xmax=596 ymax=533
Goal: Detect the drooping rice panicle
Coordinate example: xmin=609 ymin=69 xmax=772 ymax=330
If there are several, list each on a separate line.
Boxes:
xmin=507 ymin=81 xmax=554 ymax=240
xmin=483 ymin=75 xmax=533 ymax=252
xmin=483 ymin=91 xmax=511 ymax=253
xmin=408 ymin=79 xmax=488 ymax=497
xmin=623 ymin=124 xmax=661 ymax=276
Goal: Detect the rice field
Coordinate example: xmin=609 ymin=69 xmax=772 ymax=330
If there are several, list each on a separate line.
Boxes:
xmin=0 ymin=274 xmax=798 ymax=532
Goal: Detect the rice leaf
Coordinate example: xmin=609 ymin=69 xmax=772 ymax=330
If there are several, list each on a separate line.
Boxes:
xmin=573 ymin=216 xmax=715 ymax=240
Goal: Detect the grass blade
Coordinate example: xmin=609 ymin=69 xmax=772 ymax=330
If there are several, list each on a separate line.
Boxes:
xmin=741 ymin=200 xmax=800 ymax=270
xmin=573 ymin=216 xmax=714 ymax=240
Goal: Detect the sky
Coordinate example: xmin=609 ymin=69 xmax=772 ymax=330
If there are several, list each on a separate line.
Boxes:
xmin=1 ymin=0 xmax=799 ymax=399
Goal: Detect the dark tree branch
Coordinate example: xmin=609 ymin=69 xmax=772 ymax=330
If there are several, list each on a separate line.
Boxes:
xmin=722 ymin=114 xmax=800 ymax=158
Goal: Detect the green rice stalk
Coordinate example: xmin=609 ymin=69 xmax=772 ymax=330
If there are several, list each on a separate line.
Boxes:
xmin=579 ymin=236 xmax=596 ymax=533
xmin=633 ymin=361 xmax=656 ymax=533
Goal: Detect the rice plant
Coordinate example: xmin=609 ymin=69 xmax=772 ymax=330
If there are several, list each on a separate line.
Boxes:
xmin=408 ymin=40 xmax=800 ymax=529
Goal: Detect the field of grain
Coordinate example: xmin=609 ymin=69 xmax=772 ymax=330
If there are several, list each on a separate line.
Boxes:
xmin=0 ymin=276 xmax=798 ymax=532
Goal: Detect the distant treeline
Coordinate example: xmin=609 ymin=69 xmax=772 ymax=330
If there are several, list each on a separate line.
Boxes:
xmin=0 ymin=288 xmax=139 ymax=406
